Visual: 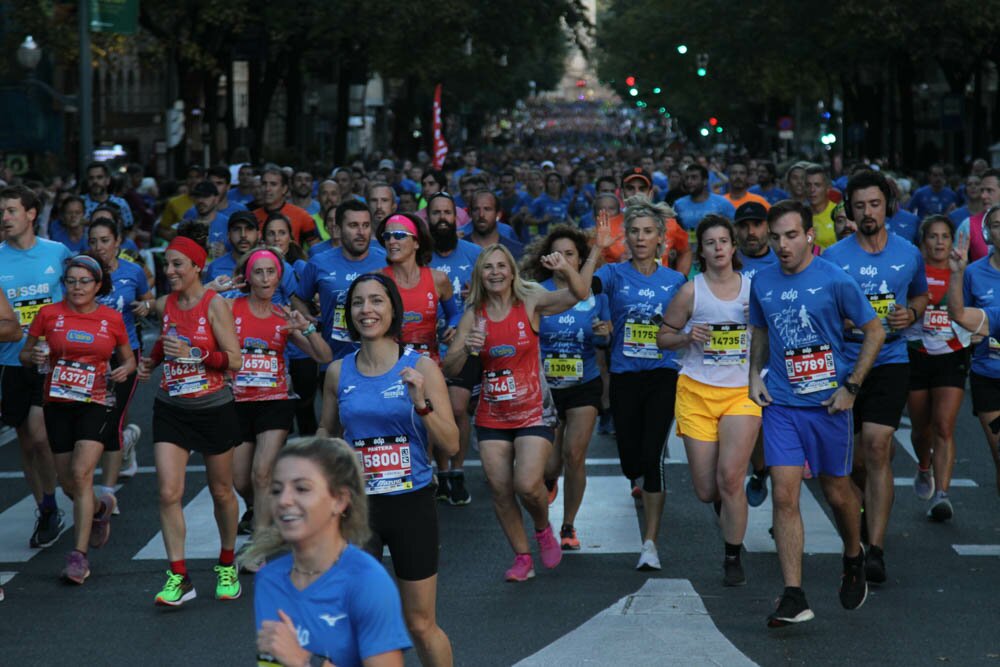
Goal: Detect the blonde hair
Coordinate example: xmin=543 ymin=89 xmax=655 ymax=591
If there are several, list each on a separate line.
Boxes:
xmin=237 ymin=437 xmax=370 ymax=567
xmin=623 ymin=195 xmax=675 ymax=259
xmin=466 ymin=243 xmax=545 ymax=313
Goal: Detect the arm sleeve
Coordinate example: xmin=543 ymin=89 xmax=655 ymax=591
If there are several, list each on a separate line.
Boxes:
xmin=592 ymin=264 xmax=610 ymax=296
xmin=440 ymin=292 xmax=461 ymax=328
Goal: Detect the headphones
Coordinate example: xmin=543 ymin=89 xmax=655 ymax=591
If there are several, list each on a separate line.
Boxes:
xmin=845 ymin=170 xmax=897 ymax=221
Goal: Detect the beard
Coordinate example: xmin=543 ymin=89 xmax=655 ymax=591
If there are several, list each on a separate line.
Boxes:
xmin=430 ymin=223 xmax=458 ymax=253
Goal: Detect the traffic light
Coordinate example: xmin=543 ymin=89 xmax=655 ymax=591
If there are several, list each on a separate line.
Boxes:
xmin=709 ymin=117 xmax=718 ymax=126
xmin=677 ymin=45 xmax=688 ymax=55
xmin=699 ymin=127 xmax=710 ymax=137
xmin=625 ymin=76 xmax=635 ymax=87
xmin=696 ymin=53 xmax=709 ymax=77
xmin=652 ymin=87 xmax=661 ymax=94
xmin=697 ymin=67 xmax=707 ymax=77
xmin=629 ymin=88 xmax=638 ymax=97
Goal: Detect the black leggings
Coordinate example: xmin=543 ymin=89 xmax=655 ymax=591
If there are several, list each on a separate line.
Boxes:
xmin=610 ymin=368 xmax=678 ymax=493
xmin=289 ymin=357 xmax=318 ymax=436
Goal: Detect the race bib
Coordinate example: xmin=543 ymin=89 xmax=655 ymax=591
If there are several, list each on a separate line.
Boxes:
xmin=704 ymin=324 xmax=748 ymax=366
xmin=484 ymin=368 xmax=517 ymax=402
xmin=543 ymin=354 xmax=583 ymax=384
xmin=15 ymin=297 xmax=52 ymax=330
xmin=49 ymin=359 xmax=96 ymax=402
xmin=784 ymin=344 xmax=838 ymax=395
xmin=623 ymin=318 xmax=661 ymax=359
xmin=922 ymin=306 xmax=953 ymax=340
xmin=406 ymin=343 xmax=433 ymax=358
xmin=868 ymin=292 xmax=896 ymax=329
xmin=331 ymin=305 xmax=350 ymax=341
xmin=354 ymin=435 xmax=413 ymax=495
xmin=163 ymin=360 xmax=209 ymax=397
xmin=235 ymin=347 xmax=279 ymax=388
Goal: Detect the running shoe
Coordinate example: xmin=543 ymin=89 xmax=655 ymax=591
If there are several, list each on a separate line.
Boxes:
xmin=560 ymin=524 xmax=580 ymax=550
xmin=30 ymin=508 xmax=64 ymax=548
xmin=62 ymin=551 xmax=90 ymax=585
xmin=154 ymin=571 xmax=196 ymax=607
xmin=928 ymin=492 xmax=953 ymax=522
xmin=89 ymin=493 xmax=116 ymax=549
xmin=448 ymin=472 xmax=471 ymax=506
xmin=237 ymin=509 xmax=255 ymax=536
xmin=865 ymin=545 xmax=887 ymax=584
xmin=504 ymin=554 xmax=535 ymax=582
xmin=120 ymin=424 xmax=141 ymax=479
xmin=435 ymin=474 xmax=451 ymax=502
xmin=913 ymin=468 xmax=934 ymax=501
xmin=214 ymin=564 xmax=241 ymax=600
xmin=723 ymin=557 xmax=746 ymax=587
xmin=535 ymin=524 xmax=562 ymax=569
xmin=631 ymin=485 xmax=642 ymax=500
xmin=767 ymin=589 xmax=814 ymax=628
xmin=746 ymin=471 xmax=768 ymax=508
xmin=636 ymin=540 xmax=661 ymax=571
xmin=546 ymin=479 xmax=558 ymax=505
xmin=839 ymin=548 xmax=868 ymax=610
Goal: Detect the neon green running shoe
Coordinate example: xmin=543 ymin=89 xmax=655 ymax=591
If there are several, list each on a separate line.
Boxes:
xmin=214 ymin=564 xmax=241 ymax=600
xmin=154 ymin=571 xmax=196 ymax=607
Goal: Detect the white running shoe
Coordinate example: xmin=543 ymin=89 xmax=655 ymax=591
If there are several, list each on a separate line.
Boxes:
xmin=120 ymin=424 xmax=141 ymax=479
xmin=636 ymin=539 xmax=661 ymax=571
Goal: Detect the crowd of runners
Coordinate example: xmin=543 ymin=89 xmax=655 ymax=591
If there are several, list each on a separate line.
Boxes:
xmin=2 ymin=131 xmax=1000 ymax=665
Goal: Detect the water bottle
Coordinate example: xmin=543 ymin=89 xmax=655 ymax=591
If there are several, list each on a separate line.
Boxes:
xmin=165 ymin=323 xmax=178 ymax=361
xmin=36 ymin=337 xmax=50 ymax=375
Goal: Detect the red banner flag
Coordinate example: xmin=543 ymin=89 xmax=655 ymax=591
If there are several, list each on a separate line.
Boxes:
xmin=432 ymin=83 xmax=448 ymax=170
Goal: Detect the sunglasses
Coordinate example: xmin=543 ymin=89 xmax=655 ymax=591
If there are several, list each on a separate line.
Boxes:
xmin=64 ymin=277 xmax=97 ymax=287
xmin=382 ymin=230 xmax=415 ymax=242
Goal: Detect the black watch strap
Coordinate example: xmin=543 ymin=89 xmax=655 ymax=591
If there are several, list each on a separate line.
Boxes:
xmin=844 ymin=381 xmax=861 ymax=395
xmin=309 ymin=654 xmax=328 ymax=667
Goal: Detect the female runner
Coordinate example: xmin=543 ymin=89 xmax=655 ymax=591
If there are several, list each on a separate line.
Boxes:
xmin=591 ymin=199 xmax=686 ymax=571
xmin=658 ymin=215 xmax=760 ymax=585
xmin=906 ymin=215 xmax=971 ymax=521
xmin=251 ymin=437 xmax=411 ymax=667
xmin=443 ymin=240 xmax=597 ymax=581
xmin=20 ymin=253 xmax=134 ymax=582
xmin=229 ymin=247 xmax=331 ymax=567
xmin=318 ymin=273 xmax=458 ymax=667
xmin=138 ymin=223 xmax=243 ymax=607
xmin=522 ymin=225 xmax=610 ymax=550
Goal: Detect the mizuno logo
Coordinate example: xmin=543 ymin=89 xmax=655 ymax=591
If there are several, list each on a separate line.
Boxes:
xmin=890 ymin=264 xmax=905 ymax=271
xmin=319 ymin=613 xmax=347 ymax=628
xmin=807 ymin=287 xmax=823 ymax=294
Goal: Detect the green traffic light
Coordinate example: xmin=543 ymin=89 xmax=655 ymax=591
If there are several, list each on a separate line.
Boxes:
xmin=653 ymin=87 xmax=661 ymax=94
xmin=715 ymin=126 xmax=723 ymax=133
xmin=697 ymin=68 xmax=707 ymax=77
xmin=677 ymin=45 xmax=688 ymax=54
xmin=658 ymin=107 xmax=666 ymax=113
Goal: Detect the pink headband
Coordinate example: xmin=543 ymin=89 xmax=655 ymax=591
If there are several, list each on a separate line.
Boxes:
xmin=385 ymin=214 xmax=418 ymax=236
xmin=245 ymin=249 xmax=283 ymax=282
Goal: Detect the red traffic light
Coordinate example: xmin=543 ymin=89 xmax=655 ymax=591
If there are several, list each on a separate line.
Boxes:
xmin=709 ymin=117 xmax=718 ymax=126
xmin=576 ymin=79 xmax=587 ymax=88
xmin=625 ymin=76 xmax=636 ymax=87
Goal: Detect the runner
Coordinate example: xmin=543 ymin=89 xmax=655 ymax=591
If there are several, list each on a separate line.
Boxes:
xmin=253 ymin=166 xmax=320 ymax=246
xmin=947 ymin=212 xmax=1000 ymax=495
xmin=443 ymin=240 xmax=597 ymax=581
xmin=20 ymin=253 xmax=135 ymax=583
xmin=526 ymin=172 xmax=570 ymax=239
xmin=229 ymin=247 xmax=331 ymax=568
xmin=250 ymin=437 xmax=412 ymax=667
xmin=590 ymin=198 xmax=686 ymax=570
xmin=905 ymin=215 xmax=970 ymax=521
xmin=673 ymin=163 xmax=736 ymax=232
xmin=733 ymin=202 xmax=778 ymax=506
xmin=658 ymin=215 xmax=761 ymax=585
xmin=824 ymin=169 xmax=929 ymax=585
xmin=426 ymin=192 xmax=483 ymax=505
xmin=378 ymin=213 xmax=458 ymax=363
xmin=137 ymin=224 xmax=244 ymax=607
xmin=88 ymin=215 xmax=154 ymax=498
xmin=318 ymin=273 xmax=458 ymax=666
xmin=523 ymin=225 xmax=610 ymax=550
xmin=0 ymin=185 xmax=72 ymax=548
xmin=749 ymin=199 xmax=883 ymax=627
xmin=958 ymin=168 xmax=999 ymax=262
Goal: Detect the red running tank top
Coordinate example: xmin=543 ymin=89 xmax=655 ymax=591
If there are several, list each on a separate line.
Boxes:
xmin=159 ymin=289 xmax=227 ymax=399
xmin=382 ymin=266 xmax=440 ymax=362
xmin=231 ymin=297 xmax=290 ymax=402
xmin=476 ymin=301 xmax=544 ymax=429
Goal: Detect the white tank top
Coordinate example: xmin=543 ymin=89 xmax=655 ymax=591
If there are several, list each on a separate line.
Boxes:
xmin=680 ymin=273 xmax=752 ymax=388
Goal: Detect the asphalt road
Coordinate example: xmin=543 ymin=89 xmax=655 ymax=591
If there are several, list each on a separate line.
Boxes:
xmin=1 ymin=375 xmax=999 ymax=666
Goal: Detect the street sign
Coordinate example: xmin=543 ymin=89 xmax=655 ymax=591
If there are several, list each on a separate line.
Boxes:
xmin=89 ymin=0 xmax=139 ymax=35
xmin=777 ymin=116 xmax=794 ymax=131
xmin=778 ymin=130 xmax=794 ymax=140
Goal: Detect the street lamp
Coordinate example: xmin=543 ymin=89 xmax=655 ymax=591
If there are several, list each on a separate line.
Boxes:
xmin=17 ymin=36 xmax=42 ymax=71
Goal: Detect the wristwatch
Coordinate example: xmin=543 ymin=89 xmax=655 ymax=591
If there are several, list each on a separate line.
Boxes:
xmin=844 ymin=380 xmax=861 ymax=395
xmin=414 ymin=399 xmax=434 ymax=416
xmin=301 ymin=323 xmax=317 ymax=336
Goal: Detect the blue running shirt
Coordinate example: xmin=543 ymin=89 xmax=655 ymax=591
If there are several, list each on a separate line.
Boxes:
xmin=964 ymin=256 xmax=1000 ymax=378
xmin=538 ymin=278 xmax=610 ymax=388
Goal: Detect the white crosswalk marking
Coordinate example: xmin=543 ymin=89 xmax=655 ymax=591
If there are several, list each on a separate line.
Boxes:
xmin=744 ymin=478 xmax=842 ymax=554
xmin=895 ymin=427 xmax=977 ymax=486
xmin=0 ymin=571 xmax=15 ymax=586
xmin=952 ymin=545 xmax=1000 ymax=556
xmin=515 ymin=579 xmax=757 ymax=666
xmin=133 ymin=487 xmax=250 ymax=560
xmin=548 ymin=477 xmax=641 ymax=554
xmin=0 ymin=489 xmax=74 ymax=562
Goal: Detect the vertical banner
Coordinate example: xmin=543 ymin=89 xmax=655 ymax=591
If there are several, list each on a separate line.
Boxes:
xmin=432 ymin=83 xmax=448 ymax=170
